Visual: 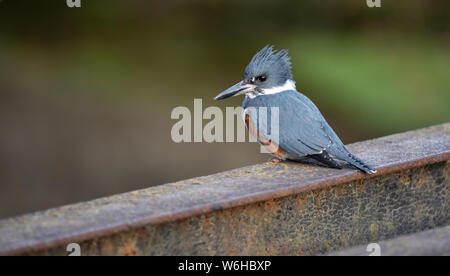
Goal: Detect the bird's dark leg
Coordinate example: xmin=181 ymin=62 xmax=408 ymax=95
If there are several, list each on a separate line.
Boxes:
xmin=309 ymin=151 xmax=342 ymax=169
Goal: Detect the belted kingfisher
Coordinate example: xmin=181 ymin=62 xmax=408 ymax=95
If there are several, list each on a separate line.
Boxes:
xmin=214 ymin=45 xmax=376 ymax=174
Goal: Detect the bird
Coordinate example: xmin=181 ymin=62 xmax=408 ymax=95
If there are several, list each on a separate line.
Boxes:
xmin=214 ymin=45 xmax=376 ymax=174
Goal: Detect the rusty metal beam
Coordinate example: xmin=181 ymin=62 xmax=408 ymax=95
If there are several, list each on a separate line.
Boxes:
xmin=0 ymin=123 xmax=449 ymax=256
xmin=328 ymin=225 xmax=450 ymax=256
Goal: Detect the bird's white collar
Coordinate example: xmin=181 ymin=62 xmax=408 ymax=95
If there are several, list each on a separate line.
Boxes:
xmin=247 ymin=79 xmax=296 ymax=99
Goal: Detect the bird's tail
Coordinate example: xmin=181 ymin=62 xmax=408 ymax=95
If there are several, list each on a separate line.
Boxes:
xmin=334 ymin=148 xmax=377 ymax=174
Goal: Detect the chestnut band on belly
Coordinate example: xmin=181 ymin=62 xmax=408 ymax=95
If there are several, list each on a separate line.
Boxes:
xmin=244 ymin=111 xmax=288 ymax=159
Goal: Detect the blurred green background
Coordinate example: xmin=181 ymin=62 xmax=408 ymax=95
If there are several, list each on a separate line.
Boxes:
xmin=0 ymin=0 xmax=449 ymax=218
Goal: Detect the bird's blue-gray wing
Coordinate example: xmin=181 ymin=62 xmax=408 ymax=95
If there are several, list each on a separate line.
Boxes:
xmin=245 ymin=91 xmax=341 ymax=156
xmin=279 ymin=92 xmax=335 ymax=156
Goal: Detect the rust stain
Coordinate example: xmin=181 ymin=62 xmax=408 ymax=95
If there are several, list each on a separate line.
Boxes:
xmin=297 ymin=196 xmax=308 ymax=209
xmin=264 ymin=199 xmax=278 ymax=210
xmin=100 ymin=238 xmax=114 ymax=255
xmin=416 ymin=167 xmax=429 ymax=189
xmin=312 ymin=190 xmax=322 ymax=208
xmin=295 ymin=249 xmax=304 ymax=256
xmin=333 ymin=183 xmax=346 ymax=198
xmin=355 ymin=179 xmax=365 ymax=196
xmin=202 ymin=212 xmax=217 ymax=238
xmin=119 ymin=235 xmax=139 ymax=256
xmin=399 ymin=171 xmax=410 ymax=186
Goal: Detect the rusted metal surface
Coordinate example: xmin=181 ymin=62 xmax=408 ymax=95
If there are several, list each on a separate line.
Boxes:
xmin=0 ymin=123 xmax=449 ymax=255
xmin=329 ymin=225 xmax=450 ymax=256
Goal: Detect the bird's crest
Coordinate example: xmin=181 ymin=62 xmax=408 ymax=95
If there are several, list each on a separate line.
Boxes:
xmin=244 ymin=45 xmax=292 ymax=81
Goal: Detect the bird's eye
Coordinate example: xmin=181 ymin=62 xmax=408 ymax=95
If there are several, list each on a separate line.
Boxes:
xmin=257 ymin=75 xmax=267 ymax=82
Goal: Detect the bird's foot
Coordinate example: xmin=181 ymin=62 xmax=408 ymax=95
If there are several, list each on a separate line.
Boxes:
xmin=269 ymin=157 xmax=283 ymax=163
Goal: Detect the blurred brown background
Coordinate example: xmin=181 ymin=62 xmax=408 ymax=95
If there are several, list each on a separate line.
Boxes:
xmin=0 ymin=0 xmax=449 ymax=219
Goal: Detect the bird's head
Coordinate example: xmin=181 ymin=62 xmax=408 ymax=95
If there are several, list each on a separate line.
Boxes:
xmin=214 ymin=45 xmax=294 ymax=100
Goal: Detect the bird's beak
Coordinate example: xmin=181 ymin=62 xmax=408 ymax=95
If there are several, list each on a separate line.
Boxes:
xmin=214 ymin=81 xmax=256 ymax=100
